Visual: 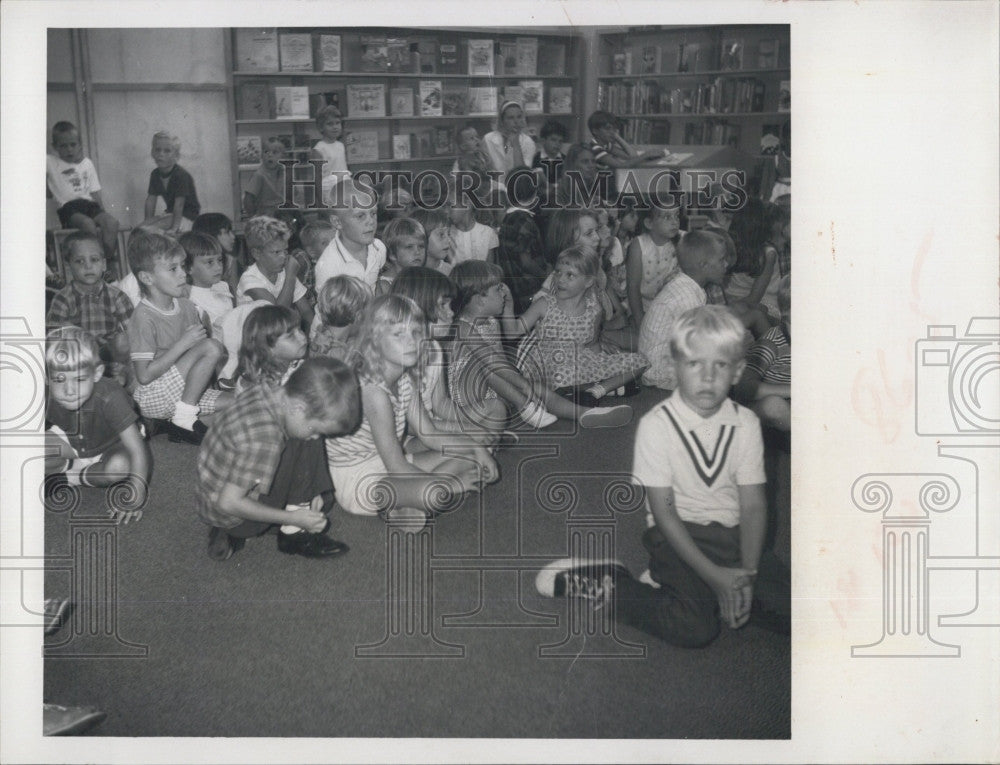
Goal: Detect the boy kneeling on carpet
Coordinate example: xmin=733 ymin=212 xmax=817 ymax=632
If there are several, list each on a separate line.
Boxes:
xmin=537 ymin=305 xmax=789 ymax=646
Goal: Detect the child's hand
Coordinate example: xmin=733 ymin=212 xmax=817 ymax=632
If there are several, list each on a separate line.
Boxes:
xmin=709 ymin=566 xmax=756 ymax=629
xmin=499 ymin=283 xmax=514 ymax=313
xmin=180 ymin=323 xmax=208 ymax=351
xmin=289 ymin=497 xmax=328 ymax=533
xmin=474 ymin=448 xmax=500 ymax=484
xmin=285 ymin=254 xmax=301 ymax=277
xmin=107 ymin=479 xmax=148 ymax=525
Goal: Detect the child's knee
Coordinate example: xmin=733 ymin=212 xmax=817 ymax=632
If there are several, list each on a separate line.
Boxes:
xmin=102 ymin=450 xmax=133 ymax=477
xmin=755 ymin=395 xmax=790 ymax=427
xmin=96 ymin=212 xmax=119 ymax=231
xmin=198 ymin=338 xmax=226 ymax=360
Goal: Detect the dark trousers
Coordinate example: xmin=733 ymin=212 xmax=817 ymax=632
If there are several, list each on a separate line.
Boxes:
xmin=227 ymin=438 xmax=333 ymax=539
xmin=614 ymin=522 xmax=790 ymax=648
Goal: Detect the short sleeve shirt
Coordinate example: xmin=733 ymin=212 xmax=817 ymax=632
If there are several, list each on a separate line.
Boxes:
xmin=196 ymin=385 xmax=286 ymax=529
xmin=127 ymin=297 xmax=204 ymax=362
xmin=47 ymin=377 xmax=138 ymax=458
xmin=745 ymin=324 xmax=791 ymax=384
xmin=244 ymin=165 xmax=286 ymax=217
xmin=236 ymin=263 xmax=307 ymax=304
xmin=313 ymin=233 xmax=387 ymax=292
xmin=46 ymin=281 xmax=133 ymax=346
xmin=47 ymin=155 xmax=101 ymax=206
xmin=147 ymin=164 xmax=201 ymax=221
xmin=638 ymin=271 xmax=707 ymax=390
xmin=451 ymin=222 xmax=499 ymax=265
xmin=188 ymin=283 xmax=236 ymax=330
xmin=632 ymin=392 xmax=765 ymax=528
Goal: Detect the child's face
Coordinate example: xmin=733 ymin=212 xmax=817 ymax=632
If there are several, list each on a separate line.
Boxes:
xmin=476 ymin=282 xmax=506 ymax=317
xmin=457 ymin=128 xmax=480 ymax=153
xmin=573 ymin=150 xmax=597 ymax=180
xmin=262 ymin=142 xmax=284 ymax=169
xmin=574 ymin=215 xmax=601 ymax=254
xmin=272 ymin=326 xmax=308 ymax=364
xmin=48 ymin=366 xmax=101 ymax=412
xmin=593 ymin=209 xmax=612 ymax=249
xmin=216 ymin=228 xmax=236 ymax=254
xmin=619 ymin=209 xmax=639 ymax=235
xmin=53 ymin=130 xmax=83 ymax=163
xmin=391 ymin=236 xmax=426 ymax=269
xmin=188 ymin=251 xmax=224 ymax=288
xmin=380 ymin=320 xmax=422 ymax=370
xmin=320 ymin=117 xmax=343 ymax=142
xmin=305 ymin=230 xmax=335 ymax=259
xmin=252 ymin=238 xmax=289 ymax=276
xmin=141 ymin=253 xmax=188 ymax=300
xmin=552 ymin=261 xmax=593 ymax=300
xmin=337 ymin=205 xmax=378 ymax=248
xmin=702 ymin=243 xmax=730 ymax=286
xmin=541 ymin=133 xmax=564 ymax=157
xmin=500 ymin=106 xmax=526 ymax=134
xmin=434 ymin=294 xmax=455 ymax=324
xmin=66 ymin=240 xmax=107 ymax=290
xmin=425 ymin=226 xmax=454 ymax=265
xmin=151 ymin=138 xmax=178 ymax=171
xmin=593 ymin=123 xmax=617 ymax=144
xmin=673 ymin=334 xmax=745 ymax=419
xmin=647 ymin=208 xmax=680 ymax=240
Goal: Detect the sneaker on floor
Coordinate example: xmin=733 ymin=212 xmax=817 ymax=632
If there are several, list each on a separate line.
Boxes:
xmin=277 ymin=531 xmax=349 ymax=558
xmin=207 ymin=526 xmax=236 ymax=561
xmin=43 ymin=598 xmax=72 ymax=635
xmin=43 ymin=703 xmax=107 ymax=736
xmin=163 ymin=419 xmax=208 ymax=445
xmin=535 ymin=558 xmax=630 ymax=609
xmin=519 ymin=400 xmax=557 ymax=429
xmin=637 ymin=568 xmax=661 ymax=589
xmin=579 ymin=404 xmax=632 ymax=428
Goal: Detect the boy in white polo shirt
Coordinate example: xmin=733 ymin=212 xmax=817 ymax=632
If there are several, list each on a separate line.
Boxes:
xmin=314 ymin=179 xmax=386 ymax=292
xmin=537 ymin=305 xmax=789 ymax=646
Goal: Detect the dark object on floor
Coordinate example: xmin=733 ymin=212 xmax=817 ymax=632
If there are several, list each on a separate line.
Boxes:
xmin=162 ymin=419 xmax=208 ymax=445
xmin=43 ymin=598 xmax=72 ymax=635
xmin=43 ymin=704 xmax=107 ymax=736
xmin=536 ymin=557 xmax=630 ymax=602
xmin=207 ymin=526 xmax=242 ymax=561
xmin=555 ymin=380 xmax=641 ymax=409
xmin=277 ymin=532 xmax=349 ymax=558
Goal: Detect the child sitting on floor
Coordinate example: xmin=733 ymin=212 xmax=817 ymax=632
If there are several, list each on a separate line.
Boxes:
xmin=234 ymin=304 xmax=309 ymax=395
xmin=44 ymin=326 xmax=151 ymax=523
xmin=192 ymin=212 xmax=240 ymax=294
xmin=290 ymin=218 xmax=336 ymax=298
xmin=237 ymin=215 xmax=314 ymax=330
xmin=449 ymin=189 xmax=499 ymax=265
xmin=125 ymin=229 xmax=230 ymax=444
xmin=314 ymin=179 xmax=385 ymax=291
xmin=180 ymin=231 xmax=235 ymax=337
xmin=625 ymin=203 xmax=681 ymax=331
xmin=242 ymin=137 xmax=287 ymax=219
xmin=375 ymin=217 xmax=427 ymax=295
xmin=310 ymin=274 xmax=371 ymax=363
xmin=536 ymin=305 xmax=790 ymax=646
xmin=143 ymin=131 xmax=200 ymax=235
xmin=197 ymin=357 xmax=360 ymax=561
xmin=325 ymin=294 xmax=498 ymax=527
xmin=410 ymin=207 xmax=455 ymax=276
xmin=733 ymin=275 xmax=791 ymax=433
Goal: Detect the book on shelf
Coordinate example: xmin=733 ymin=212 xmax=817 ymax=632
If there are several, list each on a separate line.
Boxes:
xmin=515 ymin=37 xmax=537 ymax=76
xmin=439 ymin=43 xmax=460 ymax=74
xmin=274 ymin=86 xmax=309 ymax=119
xmin=386 ymin=38 xmax=411 ymax=72
xmin=419 ymin=81 xmax=442 ymax=117
xmin=612 ymin=51 xmax=631 ymax=75
xmin=760 ymin=124 xmax=781 ymax=155
xmin=497 ymin=41 xmax=518 ymax=75
xmin=345 ymin=130 xmax=379 ymax=163
xmin=676 ymin=42 xmax=701 ymax=73
xmin=433 ymin=126 xmax=454 ymax=156
xmin=442 ymin=83 xmax=467 ymax=116
xmin=683 ymin=119 xmax=740 ymax=147
xmin=757 ymin=38 xmax=779 ymax=69
xmin=778 ymin=80 xmax=790 ymax=111
xmin=416 ymin=129 xmax=434 ymax=158
xmin=720 ymin=38 xmax=744 ymax=71
xmin=346 ymin=83 xmax=387 ymax=118
xmin=236 ymin=135 xmax=262 ymax=166
xmin=279 ymin=32 xmax=313 ymax=72
xmin=309 ymin=90 xmax=341 ymax=117
xmin=537 ymin=42 xmax=565 ymax=76
xmin=389 ymin=87 xmax=415 ymax=117
xmin=467 ymin=39 xmax=494 ymax=76
xmin=415 ymin=39 xmax=437 ymax=74
xmin=500 ymin=84 xmax=522 ymax=105
xmin=548 ymin=86 xmax=572 ymax=114
xmin=519 ymin=80 xmax=543 ymax=114
xmin=639 ymin=45 xmax=660 ymax=74
xmin=235 ymin=28 xmax=278 ymax=72
xmin=318 ymin=34 xmax=341 ymax=72
xmin=238 ymin=81 xmax=271 ymax=120
xmin=360 ymin=36 xmax=390 ymax=72
xmin=467 ymin=86 xmax=498 ymax=116
xmin=393 ymin=133 xmax=412 ymax=160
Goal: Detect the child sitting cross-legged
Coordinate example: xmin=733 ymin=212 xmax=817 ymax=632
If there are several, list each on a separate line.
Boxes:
xmin=44 ymin=326 xmax=151 ymax=523
xmin=325 ymin=294 xmax=498 ymax=528
xmin=374 ymin=217 xmax=426 ymax=296
xmin=410 ymin=207 xmax=455 ymax=276
xmin=126 ymin=230 xmax=231 ymax=444
xmin=536 ymin=305 xmax=790 ymax=646
xmin=234 ymin=304 xmax=309 ymax=395
xmin=448 ymin=190 xmax=498 ymax=265
xmin=179 ymin=232 xmax=235 ymax=338
xmin=237 ymin=215 xmax=315 ymax=331
xmin=314 ymin=178 xmax=385 ymax=291
xmin=733 ymin=275 xmax=791 ymax=433
xmin=310 ymin=275 xmax=371 ymax=364
xmin=192 ymin=212 xmax=240 ymax=295
xmin=197 ymin=356 xmax=360 ymax=561
xmin=290 ymin=218 xmax=336 ymax=299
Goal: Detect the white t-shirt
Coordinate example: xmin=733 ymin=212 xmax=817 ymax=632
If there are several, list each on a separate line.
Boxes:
xmin=236 ymin=264 xmax=307 ymax=304
xmin=451 ymin=222 xmax=499 ymax=264
xmin=188 ymin=282 xmax=236 ymax=330
xmin=314 ymin=233 xmax=387 ymax=292
xmin=114 ymin=272 xmax=141 ymax=309
xmin=46 ymin=155 xmax=101 ymax=207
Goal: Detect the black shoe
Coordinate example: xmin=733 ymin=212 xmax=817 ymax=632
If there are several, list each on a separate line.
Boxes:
xmin=164 ymin=419 xmax=208 ymax=445
xmin=207 ymin=526 xmax=237 ymax=561
xmin=535 ymin=558 xmax=630 ymax=608
xmin=277 ymin=532 xmax=349 ymax=558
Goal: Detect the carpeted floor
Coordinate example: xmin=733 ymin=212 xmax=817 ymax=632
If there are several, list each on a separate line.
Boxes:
xmin=44 ymin=387 xmax=790 ymax=738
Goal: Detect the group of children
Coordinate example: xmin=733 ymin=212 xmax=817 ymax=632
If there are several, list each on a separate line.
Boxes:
xmin=44 ymin=100 xmax=791 ymax=647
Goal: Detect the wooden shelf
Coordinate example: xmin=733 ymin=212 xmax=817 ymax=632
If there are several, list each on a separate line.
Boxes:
xmin=234 ymin=70 xmax=575 ymax=80
xmin=620 ymin=111 xmax=788 ymax=119
xmin=237 ymin=113 xmax=571 ymax=125
xmin=599 ymin=68 xmax=790 ymax=80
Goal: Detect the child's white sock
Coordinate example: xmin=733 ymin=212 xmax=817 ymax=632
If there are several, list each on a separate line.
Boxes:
xmin=281 ymin=503 xmax=307 ymax=535
xmin=520 ymin=399 xmax=557 ymax=429
xmin=171 ymin=401 xmax=200 ymax=431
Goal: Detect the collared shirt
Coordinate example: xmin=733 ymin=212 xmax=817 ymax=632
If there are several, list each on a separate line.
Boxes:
xmin=313 ymin=232 xmax=386 ymax=292
xmin=236 ymin=263 xmax=307 ymax=305
xmin=47 ymin=280 xmax=133 ymax=345
xmin=638 ymin=271 xmax=706 ymax=390
xmin=196 ymin=385 xmax=287 ymax=529
xmin=632 ymin=391 xmax=765 ymax=528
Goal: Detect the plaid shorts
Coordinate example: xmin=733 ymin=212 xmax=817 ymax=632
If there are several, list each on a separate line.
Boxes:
xmin=133 ymin=364 xmax=222 ymax=419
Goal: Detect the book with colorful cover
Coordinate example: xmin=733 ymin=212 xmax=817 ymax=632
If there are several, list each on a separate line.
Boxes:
xmin=537 ymin=42 xmax=565 ymax=76
xmin=677 ymin=42 xmax=701 ymax=73
xmin=548 ymin=86 xmax=572 ymax=114
xmin=274 ymin=86 xmax=309 ymax=119
xmin=235 ymin=28 xmax=279 ymax=72
xmin=433 ymin=126 xmax=453 ymax=156
xmin=720 ymin=38 xmax=744 ymax=71
xmin=778 ymin=80 xmax=790 ymax=112
xmin=500 ymin=84 xmax=522 ymax=105
xmin=467 ymin=39 xmax=494 ymax=76
xmin=346 ymin=84 xmax=386 ymax=118
xmin=497 ymin=41 xmax=518 ymax=75
xmin=419 ymin=81 xmax=442 ymax=117
xmin=415 ymin=39 xmax=437 ymax=74
xmin=757 ymin=38 xmax=779 ymax=69
xmin=416 ymin=129 xmax=434 ymax=158
xmin=392 ymin=134 xmax=412 ymax=160
xmin=238 ymin=81 xmax=271 ymax=120
xmin=515 ymin=37 xmax=537 ymax=76
xmin=319 ymin=34 xmax=341 ymax=72
xmin=360 ymin=36 xmax=389 ymax=72
xmin=345 ymin=131 xmax=379 ymax=163
xmin=439 ymin=43 xmax=460 ymax=74
xmin=467 ymin=86 xmax=498 ymax=116
xmin=236 ymin=136 xmax=262 ymax=167
xmin=389 ymin=88 xmax=414 ymax=117
xmin=279 ymin=32 xmax=313 ymax=72
xmin=640 ymin=45 xmax=660 ymax=74
xmin=442 ymin=83 xmax=467 ymax=116
xmin=519 ymin=80 xmax=543 ymax=114
xmin=386 ymin=38 xmax=410 ymax=72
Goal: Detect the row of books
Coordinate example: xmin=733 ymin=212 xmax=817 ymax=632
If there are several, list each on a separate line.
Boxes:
xmin=610 ymin=37 xmax=781 ymax=75
xmin=239 ymin=81 xmax=573 ymax=120
xmin=681 ymin=120 xmax=741 ymax=147
xmin=235 ymin=29 xmax=567 ymax=76
xmin=620 ymin=119 xmax=672 ymax=145
xmin=599 ymin=77 xmax=775 ymax=115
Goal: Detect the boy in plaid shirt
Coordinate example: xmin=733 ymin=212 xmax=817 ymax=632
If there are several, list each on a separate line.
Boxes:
xmin=197 ymin=357 xmax=361 ymax=561
xmin=47 ymin=232 xmax=133 ymax=386
xmin=125 ymin=229 xmax=231 ymax=444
